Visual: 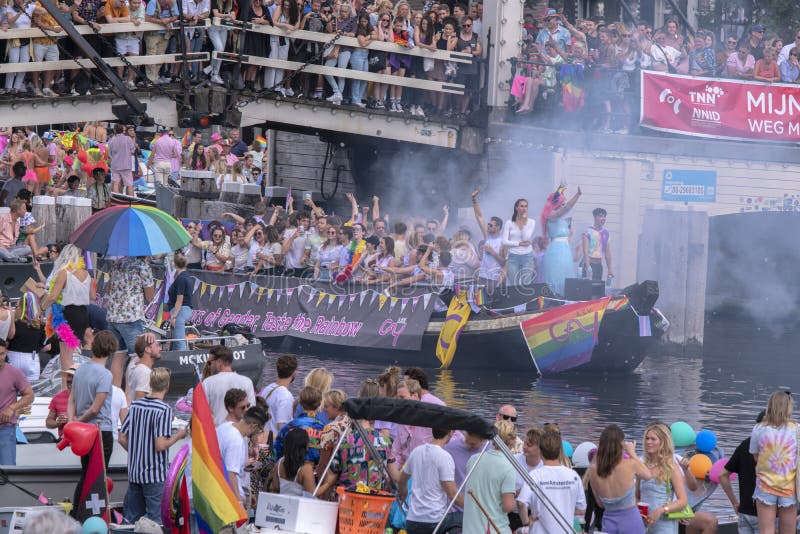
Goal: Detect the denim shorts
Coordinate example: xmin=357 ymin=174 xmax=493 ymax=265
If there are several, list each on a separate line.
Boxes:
xmin=109 ymin=320 xmax=145 ymax=354
xmin=753 ymin=485 xmax=796 ymax=508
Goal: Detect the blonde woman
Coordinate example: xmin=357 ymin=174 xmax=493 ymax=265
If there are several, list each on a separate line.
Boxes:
xmin=751 ymin=390 xmax=797 ymax=534
xmin=293 ymin=367 xmax=334 ymax=421
xmin=41 ymin=244 xmax=94 ymax=381
xmin=637 ymin=422 xmax=687 ymax=533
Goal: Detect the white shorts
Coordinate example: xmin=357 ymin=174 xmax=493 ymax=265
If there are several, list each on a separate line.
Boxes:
xmin=7 ymin=351 xmax=40 ymax=381
xmin=115 ymin=37 xmax=141 ymax=56
xmin=33 ymin=43 xmax=58 ymax=62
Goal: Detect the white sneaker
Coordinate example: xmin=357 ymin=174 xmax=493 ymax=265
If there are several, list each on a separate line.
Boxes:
xmin=69 ymin=89 xmax=79 ymax=96
xmin=415 ymin=106 xmax=425 ymax=117
xmin=354 ymin=102 xmax=366 ymax=108
xmin=85 ymin=90 xmax=92 ymax=96
xmin=33 ymin=88 xmax=44 ymax=97
xmin=276 ymin=87 xmax=286 ymax=96
xmin=285 ymin=87 xmax=294 ymax=97
xmin=210 ymin=75 xmax=224 ymax=85
xmin=42 ymin=88 xmax=57 ymax=97
xmin=390 ymin=102 xmax=401 ymax=113
xmin=326 ymin=93 xmax=342 ymax=102
xmin=312 ymin=90 xmax=323 ymax=99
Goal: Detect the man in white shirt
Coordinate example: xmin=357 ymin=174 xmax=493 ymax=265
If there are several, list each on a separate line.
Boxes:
xmin=202 ymin=346 xmax=256 ymax=425
xmin=778 ymin=30 xmax=800 ymax=66
xmin=281 ymin=212 xmax=312 ymax=277
xmin=399 ymin=428 xmax=463 ymax=533
xmin=126 ymin=334 xmax=161 ymax=402
xmin=517 ymin=430 xmax=585 ymax=534
xmin=259 ymin=354 xmax=297 ymax=435
xmin=216 ymin=406 xmax=268 ymax=506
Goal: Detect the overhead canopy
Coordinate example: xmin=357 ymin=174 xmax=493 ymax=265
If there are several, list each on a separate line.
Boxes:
xmin=343 ymin=397 xmax=496 ymax=440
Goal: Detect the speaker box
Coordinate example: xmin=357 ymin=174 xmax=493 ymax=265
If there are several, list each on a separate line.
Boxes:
xmin=622 ymin=280 xmax=659 ymax=316
xmin=564 ymin=278 xmax=605 ymax=301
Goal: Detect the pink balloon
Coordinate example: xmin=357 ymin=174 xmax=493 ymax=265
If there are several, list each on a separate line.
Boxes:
xmin=708 ymin=457 xmax=736 ymax=484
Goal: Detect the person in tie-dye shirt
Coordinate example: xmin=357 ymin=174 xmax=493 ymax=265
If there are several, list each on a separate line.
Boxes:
xmin=749 ymin=390 xmax=797 ymax=533
xmin=582 ymin=207 xmax=614 ymax=282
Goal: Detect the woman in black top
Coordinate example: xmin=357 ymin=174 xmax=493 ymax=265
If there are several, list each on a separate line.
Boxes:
xmin=242 ymin=0 xmax=273 ymax=91
xmin=168 ymin=254 xmax=196 ymax=351
xmin=455 ymin=16 xmax=482 ymax=114
xmin=7 ymin=292 xmax=47 ymax=381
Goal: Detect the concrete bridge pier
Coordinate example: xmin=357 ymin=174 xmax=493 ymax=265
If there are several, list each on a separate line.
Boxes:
xmin=637 ymin=206 xmax=708 ymax=345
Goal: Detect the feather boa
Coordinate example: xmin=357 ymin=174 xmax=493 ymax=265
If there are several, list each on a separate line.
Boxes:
xmin=44 ymin=259 xmax=86 ymax=349
xmin=334 ymin=239 xmax=366 ymax=283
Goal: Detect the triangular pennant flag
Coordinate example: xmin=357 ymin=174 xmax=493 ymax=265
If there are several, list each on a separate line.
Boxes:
xmin=338 ymin=295 xmax=346 ymax=310
xmin=218 ymin=286 xmax=225 ymax=302
xmin=266 ymin=289 xmax=275 ymax=304
xmin=286 ymin=288 xmax=294 ymax=300
xmin=400 ymin=298 xmax=408 ymax=314
xmin=513 ymin=303 xmax=527 ymax=314
xmin=317 ymin=291 xmax=327 ymax=307
xmin=370 ymin=292 xmax=378 ymax=306
xmin=327 ymin=294 xmax=336 ymax=309
xmin=378 ymin=294 xmax=388 ymax=310
xmin=359 ymin=291 xmax=367 ymax=306
xmin=412 ymin=296 xmax=420 ymax=312
xmin=349 ymin=294 xmax=357 ymax=308
xmin=538 ymin=296 xmax=545 ymax=310
xmin=227 ymin=285 xmax=234 ymax=298
xmin=256 ymin=288 xmax=265 ymax=303
xmin=193 ymin=279 xmax=201 ymax=293
xmin=200 ymin=283 xmax=208 ymax=297
xmin=389 ymin=297 xmax=398 ymax=312
xmin=249 ymin=282 xmax=257 ymax=298
xmin=208 ymin=285 xmax=217 ymax=299
xmin=422 ymin=293 xmax=431 ymax=309
xmin=307 ymin=288 xmax=316 ymax=303
xmin=238 ymin=282 xmax=245 ymax=299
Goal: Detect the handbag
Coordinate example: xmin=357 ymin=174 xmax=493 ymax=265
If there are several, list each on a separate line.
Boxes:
xmin=324 ymin=44 xmax=340 ymax=60
xmin=368 ymin=50 xmax=386 ymax=72
xmin=664 ymin=478 xmax=695 ymax=520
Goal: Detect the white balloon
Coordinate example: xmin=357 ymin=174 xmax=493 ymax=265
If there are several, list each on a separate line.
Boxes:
xmin=572 ymin=441 xmax=597 ymax=468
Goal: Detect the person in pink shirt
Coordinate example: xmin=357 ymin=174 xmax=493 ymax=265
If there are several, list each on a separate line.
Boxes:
xmin=0 ymin=199 xmax=30 ymax=262
xmin=168 ymin=129 xmax=182 ymax=181
xmin=204 ymin=131 xmax=224 ymax=159
xmin=108 ymin=124 xmax=136 ymax=196
xmin=392 ymin=378 xmax=434 ymax=466
xmin=404 ymin=367 xmax=445 ymax=406
xmin=727 ymin=42 xmax=755 ymax=79
xmin=147 ymin=129 xmax=179 ymax=186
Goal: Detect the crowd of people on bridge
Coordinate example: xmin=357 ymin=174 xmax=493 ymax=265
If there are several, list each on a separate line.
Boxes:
xmin=512 ymin=12 xmax=800 ymax=132
xmin=0 ymin=0 xmax=485 ymax=116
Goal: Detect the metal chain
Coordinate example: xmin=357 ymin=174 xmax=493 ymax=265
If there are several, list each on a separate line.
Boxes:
xmin=224 ymin=27 xmax=345 ymax=114
xmin=86 ymin=23 xmax=193 ymax=114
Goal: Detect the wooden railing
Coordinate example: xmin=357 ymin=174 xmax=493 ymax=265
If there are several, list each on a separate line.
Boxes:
xmin=0 ymin=19 xmax=473 ymax=95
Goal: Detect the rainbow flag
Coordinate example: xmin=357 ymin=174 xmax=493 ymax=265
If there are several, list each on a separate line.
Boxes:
xmin=520 ymin=297 xmax=611 ymax=374
xmin=191 ymin=382 xmax=247 ymax=533
xmin=181 ymin=130 xmax=192 ymax=148
xmin=254 ymin=135 xmax=267 ymax=148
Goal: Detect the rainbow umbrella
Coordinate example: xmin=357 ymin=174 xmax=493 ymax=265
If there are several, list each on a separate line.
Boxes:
xmin=70 ymin=205 xmax=190 ymax=256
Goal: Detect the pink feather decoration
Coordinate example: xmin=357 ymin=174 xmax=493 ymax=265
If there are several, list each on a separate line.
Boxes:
xmin=55 ymin=322 xmax=81 ymax=350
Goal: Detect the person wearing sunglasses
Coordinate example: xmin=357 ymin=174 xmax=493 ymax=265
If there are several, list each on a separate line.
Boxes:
xmin=717 ymin=36 xmax=739 ymax=75
xmin=495 ymin=404 xmax=524 ymax=453
xmin=780 ymin=48 xmax=800 ymax=83
xmin=471 ymin=188 xmax=507 ymax=289
xmin=314 ymin=225 xmax=342 ymax=280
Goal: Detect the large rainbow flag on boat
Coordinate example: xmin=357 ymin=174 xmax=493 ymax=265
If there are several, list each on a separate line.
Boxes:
xmin=520 ymin=296 xmax=611 ymax=374
xmin=191 ymin=382 xmax=247 ymax=533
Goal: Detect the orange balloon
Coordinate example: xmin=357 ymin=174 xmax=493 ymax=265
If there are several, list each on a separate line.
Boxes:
xmin=689 ymin=453 xmax=712 ymax=479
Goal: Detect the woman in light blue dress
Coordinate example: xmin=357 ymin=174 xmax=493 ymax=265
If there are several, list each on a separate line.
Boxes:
xmin=541 ymin=185 xmax=582 ymax=296
xmin=638 ymin=422 xmax=688 ymax=534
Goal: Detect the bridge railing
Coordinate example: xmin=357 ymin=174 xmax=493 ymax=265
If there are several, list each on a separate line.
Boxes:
xmin=0 ymin=19 xmax=473 ymax=96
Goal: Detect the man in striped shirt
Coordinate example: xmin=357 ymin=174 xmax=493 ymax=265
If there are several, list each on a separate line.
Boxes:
xmin=119 ymin=368 xmax=188 ymax=524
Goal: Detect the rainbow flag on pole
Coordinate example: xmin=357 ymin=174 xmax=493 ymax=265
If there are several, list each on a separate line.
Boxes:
xmin=520 ymin=297 xmax=611 ymax=374
xmin=191 ymin=382 xmax=247 ymax=533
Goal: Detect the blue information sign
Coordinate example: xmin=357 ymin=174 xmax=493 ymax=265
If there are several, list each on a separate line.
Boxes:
xmin=662 ymin=170 xmax=717 ymax=202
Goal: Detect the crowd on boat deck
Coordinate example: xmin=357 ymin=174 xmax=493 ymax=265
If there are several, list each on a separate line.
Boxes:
xmin=2 ymin=125 xmax=613 ymax=298
xmin=3 ymin=327 xmax=797 ymax=534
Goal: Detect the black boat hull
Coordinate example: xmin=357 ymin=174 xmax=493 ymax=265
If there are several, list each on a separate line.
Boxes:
xmin=263 ymin=306 xmax=664 ymax=374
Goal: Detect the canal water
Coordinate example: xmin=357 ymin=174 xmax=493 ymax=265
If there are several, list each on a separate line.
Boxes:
xmin=257 ymin=309 xmax=798 ymax=518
